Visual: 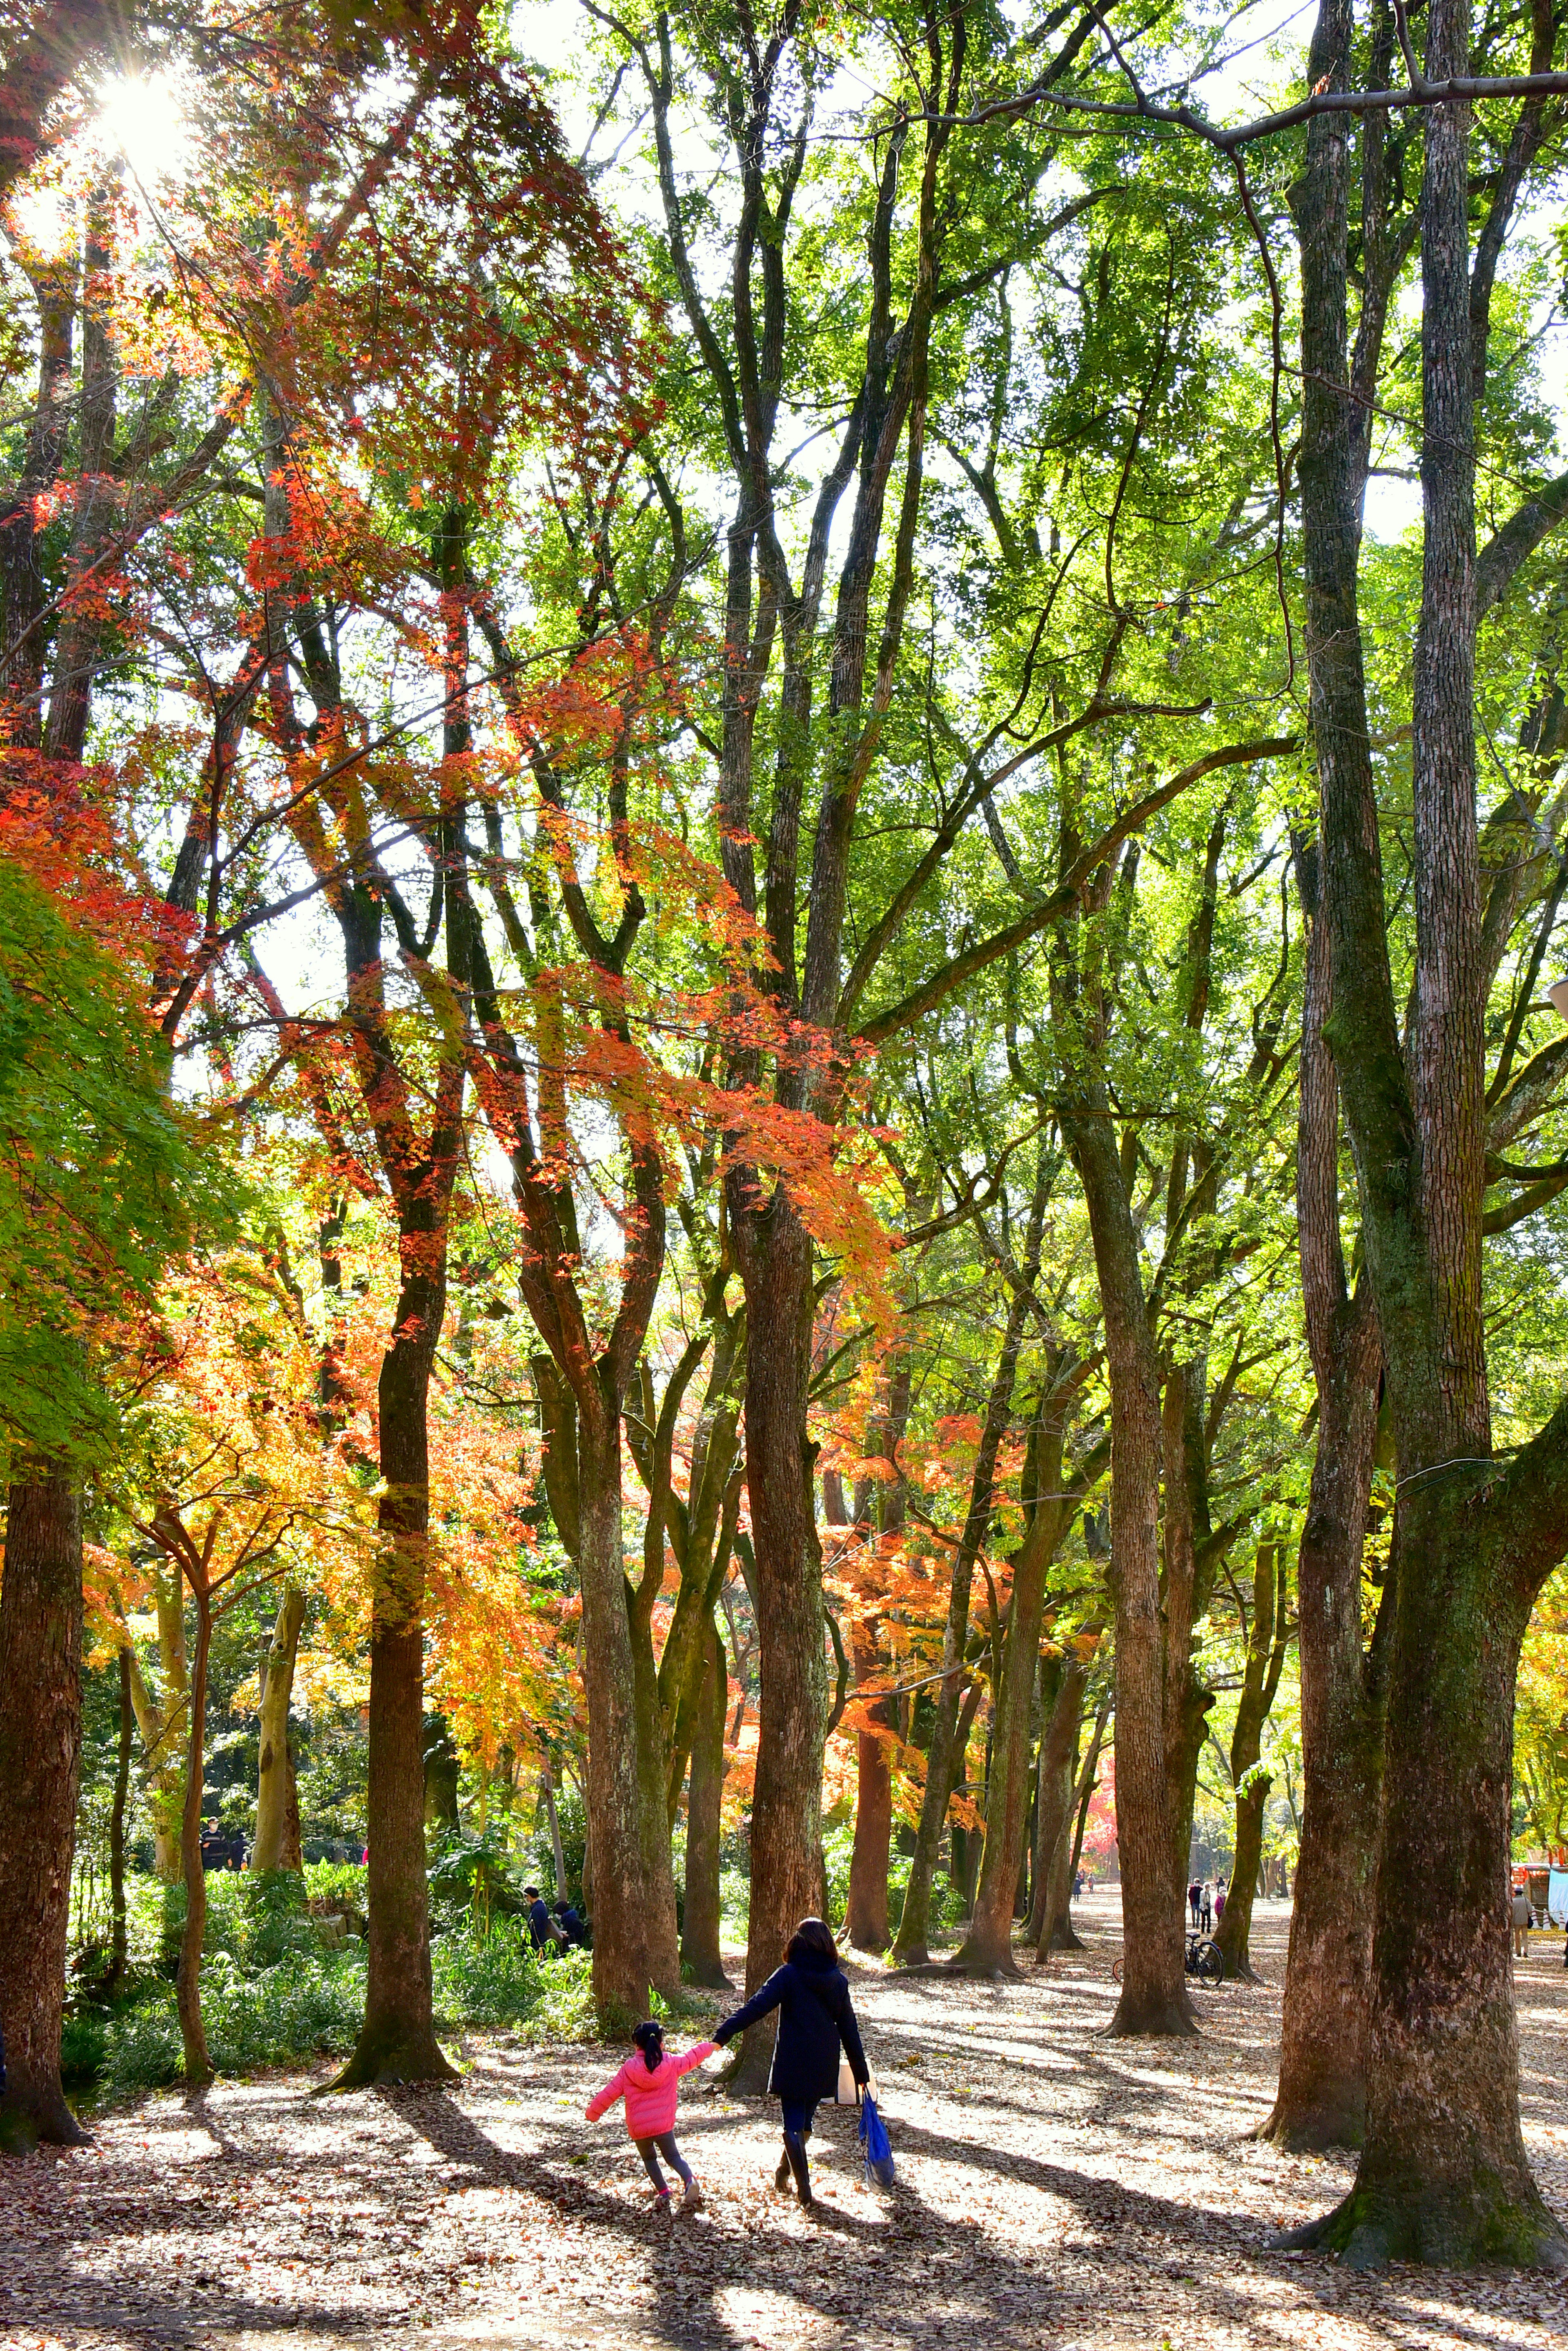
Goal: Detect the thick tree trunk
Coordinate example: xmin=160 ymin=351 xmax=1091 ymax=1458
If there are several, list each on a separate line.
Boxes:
xmin=253 ymin=1584 xmax=305 ymax=1874
xmin=336 ymin=1274 xmax=455 ymax=2087
xmin=107 ymin=1644 xmax=131 ymax=1996
xmin=1303 ymin=1513 xmax=1555 ymax=2264
xmin=1062 ymin=1102 xmax=1191 ymax=2034
xmin=0 ymin=1477 xmax=88 ymax=2148
xmin=577 ymin=1389 xmax=681 ymax=2023
xmin=1290 ymin=0 xmax=1568 ymax=2255
xmin=681 ymin=1624 xmax=731 ymax=1987
xmin=728 ymin=1183 xmax=826 ymax=2086
xmin=177 ymin=1588 xmax=214 ymax=2088
xmin=1263 ymin=845 xmax=1386 ymax=2137
xmin=1030 ymin=1662 xmax=1085 ymax=1952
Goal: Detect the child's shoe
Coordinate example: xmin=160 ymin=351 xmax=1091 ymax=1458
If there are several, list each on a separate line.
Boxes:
xmin=678 ymin=2178 xmax=703 ymax=2213
xmin=652 ymin=2186 xmax=672 ymax=2208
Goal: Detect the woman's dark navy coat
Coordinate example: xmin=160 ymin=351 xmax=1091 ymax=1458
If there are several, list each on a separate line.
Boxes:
xmin=713 ymin=1951 xmax=869 ymax=2102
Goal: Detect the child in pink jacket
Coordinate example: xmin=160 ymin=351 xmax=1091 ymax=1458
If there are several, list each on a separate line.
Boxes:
xmin=585 ymin=2020 xmax=716 ymax=2209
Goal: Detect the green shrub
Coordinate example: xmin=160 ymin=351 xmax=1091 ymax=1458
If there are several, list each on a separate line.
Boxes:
xmin=302 ymin=1859 xmax=368 ymax=1912
xmin=432 ymin=1921 xmax=595 ymax=2037
xmin=101 ymin=1947 xmax=369 ymax=2091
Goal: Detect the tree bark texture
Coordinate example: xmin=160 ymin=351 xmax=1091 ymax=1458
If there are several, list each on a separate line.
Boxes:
xmin=1062 ymin=1099 xmax=1192 ymax=2034
xmin=845 ymin=1616 xmax=894 ymax=1952
xmin=0 ymin=1477 xmax=87 ymax=2148
xmin=576 ymin=1385 xmax=682 ymax=2022
xmin=253 ymin=1584 xmax=305 ymax=1874
xmin=681 ymin=1624 xmax=731 ymax=1987
xmin=1294 ymin=0 xmax=1568 ymax=2258
xmin=1263 ymin=860 xmax=1385 ymax=2147
xmin=728 ymin=1180 xmax=827 ymax=2086
xmin=336 ymin=1267 xmax=455 ymax=2086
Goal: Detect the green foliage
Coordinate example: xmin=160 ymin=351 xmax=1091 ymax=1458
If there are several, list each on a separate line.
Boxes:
xmin=431 ymin=1923 xmax=595 ymax=2037
xmin=0 ymin=856 xmax=236 ymax=1470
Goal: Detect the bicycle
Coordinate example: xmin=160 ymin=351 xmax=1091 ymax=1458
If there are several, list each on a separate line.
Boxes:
xmin=1110 ymin=1934 xmax=1226 ymax=1985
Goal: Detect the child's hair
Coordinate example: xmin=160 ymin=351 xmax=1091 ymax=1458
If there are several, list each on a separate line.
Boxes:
xmin=633 ymin=2019 xmax=664 ymax=2072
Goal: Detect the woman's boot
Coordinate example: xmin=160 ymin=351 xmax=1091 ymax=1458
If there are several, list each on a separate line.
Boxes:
xmin=782 ymin=2129 xmax=814 ymax=2207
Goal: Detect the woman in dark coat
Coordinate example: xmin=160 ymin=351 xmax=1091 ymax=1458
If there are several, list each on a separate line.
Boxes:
xmin=712 ymin=1917 xmax=869 ymax=2208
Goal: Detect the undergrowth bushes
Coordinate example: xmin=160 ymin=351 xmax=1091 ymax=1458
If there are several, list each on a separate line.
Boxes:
xmin=66 ymin=1862 xmax=599 ymax=2102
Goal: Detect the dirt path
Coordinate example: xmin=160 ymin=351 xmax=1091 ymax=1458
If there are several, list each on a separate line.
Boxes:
xmin=3 ymin=1894 xmax=1567 ymax=2349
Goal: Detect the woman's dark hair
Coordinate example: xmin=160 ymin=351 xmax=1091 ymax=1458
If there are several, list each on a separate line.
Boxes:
xmin=633 ymin=2019 xmax=665 ymax=2072
xmin=785 ymin=1917 xmax=838 ymax=1967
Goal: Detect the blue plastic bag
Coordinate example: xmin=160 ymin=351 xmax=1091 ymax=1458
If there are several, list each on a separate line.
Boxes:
xmin=859 ymin=2091 xmax=894 ymax=2187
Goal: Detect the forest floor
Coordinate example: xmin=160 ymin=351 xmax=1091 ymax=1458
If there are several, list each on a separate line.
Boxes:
xmin=3 ymin=1894 xmax=1568 ymax=2350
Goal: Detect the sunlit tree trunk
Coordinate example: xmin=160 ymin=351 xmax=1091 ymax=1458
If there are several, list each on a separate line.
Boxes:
xmin=253 ymin=1584 xmax=305 ymax=1874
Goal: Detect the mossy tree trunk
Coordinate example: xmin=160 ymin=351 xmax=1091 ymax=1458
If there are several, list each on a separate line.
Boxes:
xmin=1292 ymin=0 xmax=1568 ymax=2258
xmin=682 ymin=1623 xmax=731 ymax=1987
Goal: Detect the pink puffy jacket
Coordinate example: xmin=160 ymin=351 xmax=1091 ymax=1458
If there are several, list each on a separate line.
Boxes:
xmin=585 ymin=2042 xmax=716 ymax=2139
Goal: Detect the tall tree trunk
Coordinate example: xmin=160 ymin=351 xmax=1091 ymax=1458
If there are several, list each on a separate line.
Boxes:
xmin=253 ymin=1584 xmax=305 ymax=1874
xmin=1046 ymin=1698 xmax=1110 ymax=1952
xmin=1214 ymin=1543 xmax=1291 ymax=1982
xmin=0 ymin=1476 xmax=88 ymax=2148
xmin=176 ymin=1585 xmax=214 ymax=2088
xmin=107 ymin=1644 xmax=131 ymax=1996
xmin=728 ymin=1184 xmax=826 ymax=2085
xmin=577 ymin=1387 xmax=681 ymax=2022
xmin=1262 ymin=840 xmax=1387 ymax=2140
xmin=1290 ymin=0 xmax=1568 ymax=2257
xmin=1062 ymin=1100 xmax=1192 ymax=2034
xmin=844 ymin=1618 xmax=893 ymax=1952
xmin=959 ymin=1392 xmax=1078 ymax=1975
xmin=336 ymin=1272 xmax=455 ymax=2086
xmin=682 ymin=1623 xmax=731 ymax=1987
xmin=1027 ymin=1655 xmax=1074 ymax=1943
